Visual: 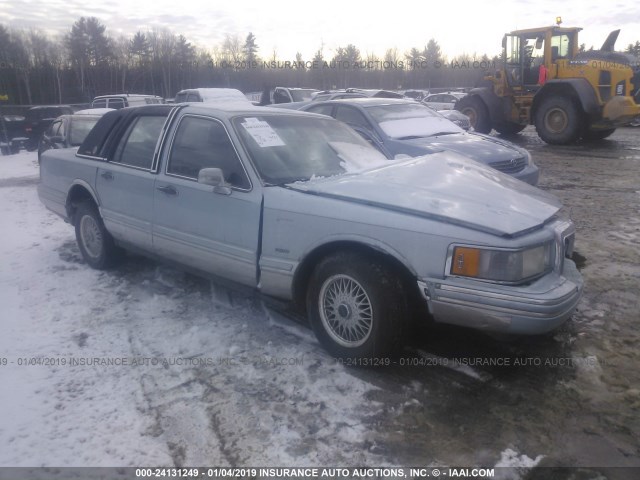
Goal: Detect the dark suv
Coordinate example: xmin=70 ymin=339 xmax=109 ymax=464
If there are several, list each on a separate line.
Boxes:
xmin=24 ymin=105 xmax=74 ymax=150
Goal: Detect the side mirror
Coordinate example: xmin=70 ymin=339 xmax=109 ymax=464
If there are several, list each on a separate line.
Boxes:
xmin=198 ymin=167 xmax=231 ymax=195
xmin=198 ymin=167 xmax=224 ymax=186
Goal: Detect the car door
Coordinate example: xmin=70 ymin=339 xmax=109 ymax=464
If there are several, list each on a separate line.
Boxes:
xmin=152 ymin=114 xmax=262 ymax=287
xmin=95 ymin=112 xmax=168 ymax=250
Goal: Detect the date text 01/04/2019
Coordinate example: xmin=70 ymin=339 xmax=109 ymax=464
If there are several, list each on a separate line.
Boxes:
xmin=134 ymin=467 xmax=496 ymax=478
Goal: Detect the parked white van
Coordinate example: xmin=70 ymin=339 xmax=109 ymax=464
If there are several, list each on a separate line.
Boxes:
xmin=91 ymin=94 xmax=164 ymax=109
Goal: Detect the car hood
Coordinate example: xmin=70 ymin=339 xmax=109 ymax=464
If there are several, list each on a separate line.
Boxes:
xmin=403 ymin=132 xmax=526 ymax=163
xmin=286 ymin=152 xmax=560 ymax=237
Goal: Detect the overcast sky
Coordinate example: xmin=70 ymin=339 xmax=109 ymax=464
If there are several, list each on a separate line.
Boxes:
xmin=1 ymin=0 xmax=638 ymax=60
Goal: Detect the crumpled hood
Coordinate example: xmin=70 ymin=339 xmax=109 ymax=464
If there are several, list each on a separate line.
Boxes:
xmin=404 ymin=131 xmax=527 ymax=163
xmin=286 ymin=152 xmax=560 ymax=237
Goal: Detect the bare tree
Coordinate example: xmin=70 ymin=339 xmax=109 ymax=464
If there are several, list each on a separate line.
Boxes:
xmin=222 ymin=34 xmax=242 ymax=65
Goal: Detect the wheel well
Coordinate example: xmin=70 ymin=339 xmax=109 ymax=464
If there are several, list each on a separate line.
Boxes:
xmin=66 ymin=185 xmax=97 ymax=225
xmin=463 ymin=87 xmax=502 ymax=124
xmin=292 ymin=241 xmax=419 ymax=312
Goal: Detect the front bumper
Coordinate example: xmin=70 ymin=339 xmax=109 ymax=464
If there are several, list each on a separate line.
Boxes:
xmin=417 ymin=259 xmax=583 ymax=335
xmin=603 ymin=96 xmax=640 ymax=125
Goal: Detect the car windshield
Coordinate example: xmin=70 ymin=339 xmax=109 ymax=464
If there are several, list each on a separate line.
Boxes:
xmin=290 ymin=90 xmax=318 ymax=102
xmin=233 ymin=115 xmax=389 ymax=185
xmin=69 ymin=117 xmax=100 ymax=146
xmin=365 ymin=103 xmax=464 ymax=139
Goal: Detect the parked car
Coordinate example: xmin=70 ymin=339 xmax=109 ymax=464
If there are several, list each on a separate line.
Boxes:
xmin=345 ymin=88 xmax=405 ymax=99
xmin=269 ymin=90 xmax=368 ymax=110
xmin=422 ymin=92 xmax=467 ymax=110
xmin=433 ymin=108 xmax=472 ymax=131
xmin=91 ymin=94 xmax=163 ymax=109
xmin=403 ymin=89 xmax=430 ymax=101
xmin=272 ymin=87 xmax=319 ymax=104
xmin=38 ymin=104 xmax=582 ymax=359
xmin=174 ymin=88 xmax=252 ymax=105
xmin=0 ymin=114 xmax=26 ymax=154
xmin=302 ymin=98 xmax=539 ymax=185
xmin=37 ymin=110 xmax=109 ymax=162
xmin=23 ymin=105 xmax=75 ymax=151
xmin=255 ymin=87 xmax=321 ymax=106
xmin=311 ymin=90 xmax=368 ymax=102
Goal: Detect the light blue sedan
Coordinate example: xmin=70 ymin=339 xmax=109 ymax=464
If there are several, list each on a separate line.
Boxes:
xmin=38 ymin=104 xmax=580 ymax=359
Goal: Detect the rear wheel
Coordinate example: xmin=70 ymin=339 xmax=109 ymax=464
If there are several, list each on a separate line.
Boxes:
xmin=535 ymin=96 xmax=583 ymax=144
xmin=74 ymin=201 xmax=121 ymax=269
xmin=306 ymin=252 xmax=407 ymax=360
xmin=456 ymin=95 xmax=492 ymax=134
xmin=583 ymin=128 xmax=616 ymax=141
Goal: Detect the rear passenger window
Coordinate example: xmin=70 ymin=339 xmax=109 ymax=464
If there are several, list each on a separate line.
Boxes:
xmin=92 ymin=99 xmax=107 ymax=109
xmin=167 ymin=116 xmax=250 ymax=189
xmin=47 ymin=120 xmax=62 ymax=136
xmin=112 ymin=116 xmax=166 ymax=170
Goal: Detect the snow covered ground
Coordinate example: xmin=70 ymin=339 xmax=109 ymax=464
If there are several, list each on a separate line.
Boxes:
xmin=0 ymin=151 xmax=389 ymax=466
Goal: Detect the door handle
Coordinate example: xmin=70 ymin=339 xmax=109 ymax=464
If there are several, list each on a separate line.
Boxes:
xmin=100 ymin=171 xmax=113 ymax=180
xmin=156 ymin=185 xmax=178 ymax=195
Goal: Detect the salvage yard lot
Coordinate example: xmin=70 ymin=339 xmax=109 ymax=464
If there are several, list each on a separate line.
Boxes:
xmin=0 ymin=127 xmax=638 ymax=477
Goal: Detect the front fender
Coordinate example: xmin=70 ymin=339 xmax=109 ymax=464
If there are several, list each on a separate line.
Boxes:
xmin=286 ymin=234 xmax=419 ymax=308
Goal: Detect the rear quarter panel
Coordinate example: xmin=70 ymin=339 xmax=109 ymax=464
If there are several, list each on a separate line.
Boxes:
xmin=38 ymin=149 xmax=100 ymax=219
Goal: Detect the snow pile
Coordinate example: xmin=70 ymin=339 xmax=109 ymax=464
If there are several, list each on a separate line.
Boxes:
xmin=493 ymin=448 xmax=544 ymax=480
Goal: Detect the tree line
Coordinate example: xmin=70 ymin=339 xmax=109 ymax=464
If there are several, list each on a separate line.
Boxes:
xmin=1 ymin=17 xmax=638 ymax=106
xmin=0 ymin=17 xmax=502 ymax=105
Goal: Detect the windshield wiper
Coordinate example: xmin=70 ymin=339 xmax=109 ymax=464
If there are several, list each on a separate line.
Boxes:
xmin=277 ymin=176 xmax=312 ymax=185
xmin=427 ymin=131 xmax=456 ymax=137
xmin=397 ymin=135 xmax=427 ymax=140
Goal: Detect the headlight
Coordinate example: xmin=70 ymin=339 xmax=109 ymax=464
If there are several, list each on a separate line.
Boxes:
xmin=449 ymin=242 xmax=554 ymax=283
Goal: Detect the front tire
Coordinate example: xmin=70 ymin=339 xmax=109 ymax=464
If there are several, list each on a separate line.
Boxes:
xmin=456 ymin=95 xmax=492 ymax=134
xmin=535 ymin=96 xmax=583 ymax=144
xmin=306 ymin=252 xmax=407 ymax=360
xmin=74 ymin=201 xmax=121 ymax=269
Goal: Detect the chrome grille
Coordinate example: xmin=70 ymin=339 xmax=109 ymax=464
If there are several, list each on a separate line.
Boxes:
xmin=490 ymin=156 xmax=527 ymax=173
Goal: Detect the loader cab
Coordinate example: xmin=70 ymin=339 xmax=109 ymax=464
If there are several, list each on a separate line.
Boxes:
xmin=502 ymin=27 xmax=581 ymax=89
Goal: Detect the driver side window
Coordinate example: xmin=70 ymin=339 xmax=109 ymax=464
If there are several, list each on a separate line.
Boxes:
xmin=167 ymin=116 xmax=250 ymax=190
